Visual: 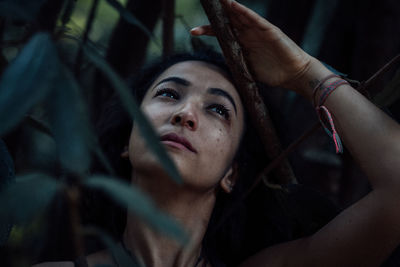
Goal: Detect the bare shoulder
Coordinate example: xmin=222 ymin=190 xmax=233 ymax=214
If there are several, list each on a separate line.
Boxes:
xmin=32 ymin=262 xmax=74 ymax=267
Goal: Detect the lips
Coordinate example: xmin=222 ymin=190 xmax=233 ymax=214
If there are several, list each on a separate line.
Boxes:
xmin=160 ymin=133 xmax=197 ymax=153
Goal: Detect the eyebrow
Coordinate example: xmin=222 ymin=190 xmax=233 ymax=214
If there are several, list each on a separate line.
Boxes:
xmin=155 ymin=76 xmax=191 ymax=87
xmin=154 ymin=76 xmax=237 ymax=114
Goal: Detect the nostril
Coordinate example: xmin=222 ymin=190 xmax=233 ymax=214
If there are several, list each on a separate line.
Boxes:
xmin=174 ymin=116 xmax=181 ymax=123
xmin=188 ymin=121 xmax=194 ymax=128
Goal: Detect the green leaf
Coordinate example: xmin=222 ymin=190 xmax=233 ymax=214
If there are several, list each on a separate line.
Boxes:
xmin=0 ymin=0 xmax=47 ymax=20
xmin=84 ymin=175 xmax=187 ymax=243
xmin=85 ymin=226 xmax=140 ymax=267
xmin=46 ymin=66 xmax=93 ymax=175
xmin=105 ymin=0 xmax=158 ymax=46
xmin=0 ymin=173 xmax=61 ymax=225
xmin=83 ymin=47 xmax=182 ymax=184
xmin=24 ymin=115 xmax=53 ymax=137
xmin=0 ymin=33 xmax=59 ymax=136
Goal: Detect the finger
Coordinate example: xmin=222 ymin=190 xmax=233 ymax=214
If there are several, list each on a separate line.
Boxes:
xmin=190 ymin=25 xmax=215 ymax=36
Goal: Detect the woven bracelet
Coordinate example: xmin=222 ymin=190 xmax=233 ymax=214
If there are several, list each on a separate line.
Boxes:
xmin=313 ymin=77 xmax=349 ymax=154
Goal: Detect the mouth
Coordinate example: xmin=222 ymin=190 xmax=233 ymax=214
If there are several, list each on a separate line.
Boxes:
xmin=160 ymin=133 xmax=197 ymax=153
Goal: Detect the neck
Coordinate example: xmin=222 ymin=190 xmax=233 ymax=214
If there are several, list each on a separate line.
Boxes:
xmin=123 ymin=169 xmax=217 ymax=267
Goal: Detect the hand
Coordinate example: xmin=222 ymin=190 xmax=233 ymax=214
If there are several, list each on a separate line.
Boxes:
xmin=191 ymin=0 xmax=319 ymax=95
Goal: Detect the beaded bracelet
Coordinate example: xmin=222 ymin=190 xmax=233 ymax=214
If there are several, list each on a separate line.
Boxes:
xmin=313 ymin=75 xmax=349 ymax=154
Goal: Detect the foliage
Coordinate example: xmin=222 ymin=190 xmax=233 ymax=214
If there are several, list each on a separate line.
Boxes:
xmin=0 ymin=0 xmax=186 ymax=265
xmin=0 ymin=0 xmax=399 ymax=266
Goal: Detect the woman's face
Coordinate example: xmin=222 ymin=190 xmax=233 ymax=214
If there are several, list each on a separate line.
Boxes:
xmin=127 ymin=61 xmax=245 ymax=192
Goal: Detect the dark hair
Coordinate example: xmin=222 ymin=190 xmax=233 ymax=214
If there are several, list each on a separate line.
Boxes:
xmin=90 ymin=50 xmax=339 ymax=266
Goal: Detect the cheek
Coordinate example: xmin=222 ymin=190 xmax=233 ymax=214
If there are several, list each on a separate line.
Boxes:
xmin=201 ymin=126 xmax=236 ymax=170
xmin=141 ymin=102 xmax=170 ymax=125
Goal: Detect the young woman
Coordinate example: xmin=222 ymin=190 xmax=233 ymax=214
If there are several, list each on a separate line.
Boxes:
xmin=34 ymin=0 xmax=400 ymax=266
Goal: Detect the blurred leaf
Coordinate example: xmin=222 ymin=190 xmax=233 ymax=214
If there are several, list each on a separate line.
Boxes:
xmin=373 ymin=67 xmax=400 ymax=107
xmin=0 ymin=33 xmax=58 ymax=136
xmin=85 ymin=226 xmax=140 ymax=267
xmin=0 ymin=0 xmax=47 ymax=20
xmin=83 ymin=47 xmax=182 ymax=184
xmin=24 ymin=115 xmax=53 ymax=137
xmin=7 ymin=215 xmax=45 ymax=246
xmin=84 ymin=175 xmax=187 ymax=243
xmin=106 ymin=0 xmax=158 ymax=45
xmin=92 ymin=144 xmax=116 ymax=176
xmin=0 ymin=173 xmax=61 ymax=225
xmin=46 ymin=66 xmax=93 ymax=175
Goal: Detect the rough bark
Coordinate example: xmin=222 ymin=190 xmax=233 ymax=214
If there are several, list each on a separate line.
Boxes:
xmin=200 ymin=0 xmax=296 ymax=184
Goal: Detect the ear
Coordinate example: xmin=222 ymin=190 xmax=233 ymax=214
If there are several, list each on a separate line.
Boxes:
xmin=220 ymin=162 xmax=238 ymax=193
xmin=120 ymin=145 xmax=129 ymax=159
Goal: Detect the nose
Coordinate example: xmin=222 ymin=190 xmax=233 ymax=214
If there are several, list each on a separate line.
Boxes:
xmin=171 ymin=104 xmax=198 ymax=131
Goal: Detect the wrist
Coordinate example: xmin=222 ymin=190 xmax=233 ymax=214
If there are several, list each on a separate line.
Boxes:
xmin=285 ymin=57 xmax=334 ymax=101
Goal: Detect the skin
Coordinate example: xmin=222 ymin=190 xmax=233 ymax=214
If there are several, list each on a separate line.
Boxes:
xmin=34 ymin=0 xmax=400 ymax=266
xmin=192 ymin=0 xmax=400 ymax=266
xmin=126 ymin=61 xmax=245 ymax=195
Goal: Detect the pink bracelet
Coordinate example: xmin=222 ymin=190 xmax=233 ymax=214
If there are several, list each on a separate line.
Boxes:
xmin=313 ymin=76 xmax=349 ymax=154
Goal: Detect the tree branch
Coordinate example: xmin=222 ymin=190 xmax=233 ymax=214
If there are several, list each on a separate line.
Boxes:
xmin=200 ymin=0 xmax=296 ymax=184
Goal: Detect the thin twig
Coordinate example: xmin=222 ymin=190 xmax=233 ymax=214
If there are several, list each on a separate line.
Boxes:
xmin=200 ymin=0 xmax=296 ymax=184
xmin=248 ymin=53 xmax=400 ymax=195
xmin=211 ymin=123 xmax=320 ymax=233
xmin=204 ymin=7 xmax=400 ymax=232
xmin=244 ymin=122 xmax=321 ymax=198
xmin=359 ymin=54 xmax=400 ymax=94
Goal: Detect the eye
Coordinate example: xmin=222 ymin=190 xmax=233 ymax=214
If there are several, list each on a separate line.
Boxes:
xmin=208 ymin=104 xmax=230 ymax=120
xmin=154 ymin=88 xmax=180 ymax=100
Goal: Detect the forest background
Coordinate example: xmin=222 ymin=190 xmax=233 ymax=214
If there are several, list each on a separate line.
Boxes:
xmin=0 ymin=0 xmax=399 ymax=266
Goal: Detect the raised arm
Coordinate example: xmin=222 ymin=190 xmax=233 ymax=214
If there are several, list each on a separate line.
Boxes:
xmin=192 ymin=1 xmax=400 ymax=266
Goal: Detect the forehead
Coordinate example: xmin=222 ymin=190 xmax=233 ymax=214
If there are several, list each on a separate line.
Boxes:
xmin=150 ymin=60 xmax=242 ymax=101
